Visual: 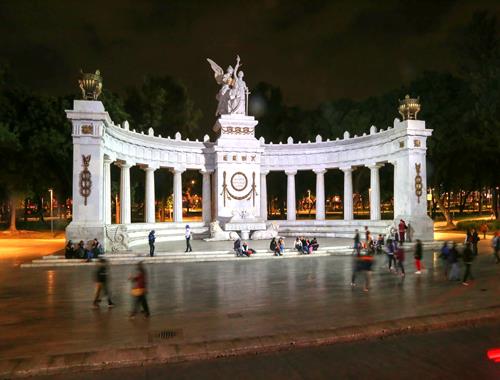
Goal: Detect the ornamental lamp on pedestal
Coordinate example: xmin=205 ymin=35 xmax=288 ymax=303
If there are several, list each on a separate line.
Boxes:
xmin=78 ymin=69 xmax=103 ymax=100
xmin=398 ymin=94 xmax=421 ymax=120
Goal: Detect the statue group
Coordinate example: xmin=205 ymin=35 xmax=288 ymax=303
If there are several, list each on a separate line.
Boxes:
xmin=207 ymin=55 xmax=249 ymax=116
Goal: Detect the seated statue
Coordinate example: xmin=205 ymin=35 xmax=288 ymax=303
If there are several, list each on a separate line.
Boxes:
xmin=205 ymin=220 xmax=240 ymax=241
xmin=250 ymin=223 xmax=279 ymax=240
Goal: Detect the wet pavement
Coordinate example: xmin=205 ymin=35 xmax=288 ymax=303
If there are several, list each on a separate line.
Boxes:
xmin=0 ymin=239 xmax=499 ymax=377
xmin=34 ymin=323 xmax=500 ymax=380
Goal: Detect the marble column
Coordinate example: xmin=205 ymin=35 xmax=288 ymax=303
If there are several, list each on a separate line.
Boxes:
xmin=144 ymin=166 xmax=156 ymax=223
xmin=342 ymin=167 xmax=353 ymax=221
xmin=119 ymin=162 xmax=132 ymax=224
xmin=315 ymin=169 xmax=326 ymax=220
xmin=286 ymin=170 xmax=297 ymax=221
xmin=368 ymin=163 xmax=382 ymax=220
xmin=103 ymin=157 xmax=112 ymax=225
xmin=260 ymin=171 xmax=269 ymax=220
xmin=201 ymin=170 xmax=212 ymax=223
xmin=172 ymin=168 xmax=184 ymax=223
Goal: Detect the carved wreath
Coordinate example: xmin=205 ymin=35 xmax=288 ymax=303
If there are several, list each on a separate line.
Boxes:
xmin=221 ymin=171 xmax=257 ymax=206
xmin=415 ymin=163 xmax=423 ymax=203
xmin=79 ymin=155 xmax=92 ymax=205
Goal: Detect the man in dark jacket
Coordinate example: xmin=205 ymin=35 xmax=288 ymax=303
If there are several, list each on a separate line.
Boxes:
xmin=148 ymin=230 xmax=155 ymax=257
xmin=471 ymin=228 xmax=480 ymax=256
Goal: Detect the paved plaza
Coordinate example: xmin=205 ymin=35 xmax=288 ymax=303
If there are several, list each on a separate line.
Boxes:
xmin=0 ymin=239 xmax=499 ymax=377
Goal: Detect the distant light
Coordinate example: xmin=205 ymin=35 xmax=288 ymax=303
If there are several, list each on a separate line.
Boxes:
xmin=487 ymin=348 xmax=500 ymax=363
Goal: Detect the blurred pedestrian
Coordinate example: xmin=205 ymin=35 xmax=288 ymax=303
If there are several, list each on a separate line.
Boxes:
xmin=462 ymin=243 xmax=474 ymax=286
xmin=129 ymin=262 xmax=150 ymax=318
xmin=93 ymin=258 xmax=114 ymax=309
xmin=234 ymin=238 xmax=243 ymax=257
xmin=492 ymin=232 xmax=500 ymax=264
xmin=471 ymin=228 xmax=480 ymax=256
xmin=148 ymin=230 xmax=155 ymax=257
xmin=439 ymin=241 xmax=450 ymax=278
xmin=414 ymin=239 xmax=423 ymax=274
xmin=395 ymin=243 xmax=405 ymax=277
xmin=448 ymin=242 xmax=460 ymax=281
xmin=480 ymin=223 xmax=488 ymax=239
xmin=185 ymin=225 xmax=192 ymax=252
xmin=353 ymin=229 xmax=361 ymax=256
xmin=386 ymin=238 xmax=397 ymax=272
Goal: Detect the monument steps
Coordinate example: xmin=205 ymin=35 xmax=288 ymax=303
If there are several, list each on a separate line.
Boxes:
xmin=21 ymin=241 xmax=442 ymax=268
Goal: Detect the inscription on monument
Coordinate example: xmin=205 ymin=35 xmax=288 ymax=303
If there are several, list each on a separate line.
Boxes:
xmin=231 ymin=172 xmax=248 ymax=191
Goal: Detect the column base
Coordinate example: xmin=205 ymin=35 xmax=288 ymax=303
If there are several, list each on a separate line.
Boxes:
xmin=393 ymin=215 xmax=434 ymax=241
xmin=66 ymin=222 xmax=106 ymax=250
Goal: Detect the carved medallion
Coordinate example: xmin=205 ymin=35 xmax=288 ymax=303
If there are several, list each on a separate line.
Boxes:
xmin=231 ymin=172 xmax=248 ymax=192
xmin=81 ymin=125 xmax=93 ymax=134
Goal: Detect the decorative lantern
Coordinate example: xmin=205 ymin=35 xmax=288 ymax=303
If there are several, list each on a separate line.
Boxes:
xmin=78 ymin=70 xmax=103 ymax=100
xmin=398 ymin=94 xmax=420 ymax=120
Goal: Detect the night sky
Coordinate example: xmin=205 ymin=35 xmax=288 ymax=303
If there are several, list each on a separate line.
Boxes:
xmin=1 ymin=0 xmax=498 ymax=126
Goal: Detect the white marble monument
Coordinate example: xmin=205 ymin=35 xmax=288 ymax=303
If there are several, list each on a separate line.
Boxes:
xmin=66 ymin=64 xmax=433 ymax=252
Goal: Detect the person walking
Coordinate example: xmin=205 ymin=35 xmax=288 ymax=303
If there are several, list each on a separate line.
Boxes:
xmin=439 ymin=241 xmax=450 ymax=278
xmin=353 ymin=229 xmax=361 ymax=256
xmin=462 ymin=243 xmax=474 ymax=286
xmin=492 ymin=232 xmax=500 ymax=264
xmin=414 ymin=239 xmax=423 ymax=274
xmin=148 ymin=230 xmax=155 ymax=257
xmin=93 ymin=258 xmax=114 ymax=309
xmin=448 ymin=242 xmax=460 ymax=281
xmin=129 ymin=262 xmax=150 ymax=318
xmin=471 ymin=228 xmax=480 ymax=256
xmin=386 ymin=238 xmax=397 ymax=272
xmin=185 ymin=225 xmax=193 ymax=252
xmin=395 ymin=243 xmax=405 ymax=277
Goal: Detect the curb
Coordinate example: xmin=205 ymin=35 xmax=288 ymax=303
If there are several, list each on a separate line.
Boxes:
xmin=1 ymin=305 xmax=499 ymax=379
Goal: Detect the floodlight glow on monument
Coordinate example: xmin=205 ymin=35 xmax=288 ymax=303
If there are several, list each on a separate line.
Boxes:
xmin=65 ymin=59 xmax=433 ymax=252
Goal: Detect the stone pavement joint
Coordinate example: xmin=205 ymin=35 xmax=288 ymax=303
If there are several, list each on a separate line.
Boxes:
xmin=2 ymin=305 xmax=499 ymax=379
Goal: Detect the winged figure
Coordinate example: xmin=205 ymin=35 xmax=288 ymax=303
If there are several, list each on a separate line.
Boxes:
xmin=207 ymin=55 xmax=247 ymax=117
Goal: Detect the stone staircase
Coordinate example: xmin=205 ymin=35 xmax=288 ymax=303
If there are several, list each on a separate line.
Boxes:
xmin=21 ymin=241 xmax=443 ymax=268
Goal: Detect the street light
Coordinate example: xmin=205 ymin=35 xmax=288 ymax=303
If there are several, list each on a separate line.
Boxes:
xmin=48 ymin=188 xmax=54 ymax=234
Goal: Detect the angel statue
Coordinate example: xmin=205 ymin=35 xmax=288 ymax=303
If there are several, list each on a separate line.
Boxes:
xmin=207 ymin=55 xmax=248 ymax=117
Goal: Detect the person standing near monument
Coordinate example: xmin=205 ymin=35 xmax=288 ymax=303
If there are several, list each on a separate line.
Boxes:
xmin=148 ymin=230 xmax=155 ymax=257
xmin=185 ymin=225 xmax=193 ymax=252
xmin=129 ymin=262 xmax=150 ymax=318
xmin=398 ymin=219 xmax=407 ymax=243
xmin=492 ymin=231 xmax=500 ymax=263
xmin=462 ymin=243 xmax=474 ymax=286
xmin=414 ymin=239 xmax=423 ymax=274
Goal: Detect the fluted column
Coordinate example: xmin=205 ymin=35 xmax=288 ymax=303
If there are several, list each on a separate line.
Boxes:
xmin=368 ymin=163 xmax=382 ymax=220
xmin=172 ymin=168 xmax=184 ymax=223
xmin=260 ymin=171 xmax=269 ymax=220
xmin=315 ymin=169 xmax=326 ymax=220
xmin=144 ymin=166 xmax=156 ymax=223
xmin=286 ymin=170 xmax=297 ymax=221
xmin=103 ymin=157 xmax=112 ymax=225
xmin=119 ymin=162 xmax=132 ymax=224
xmin=342 ymin=167 xmax=353 ymax=221
xmin=201 ymin=170 xmax=212 ymax=223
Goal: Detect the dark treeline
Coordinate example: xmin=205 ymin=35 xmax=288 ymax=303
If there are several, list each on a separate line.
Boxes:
xmin=0 ymin=12 xmax=498 ymax=230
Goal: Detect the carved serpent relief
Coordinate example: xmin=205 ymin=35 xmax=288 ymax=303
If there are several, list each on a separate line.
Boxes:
xmin=415 ymin=163 xmax=423 ymax=203
xmin=79 ymin=155 xmax=92 ymax=205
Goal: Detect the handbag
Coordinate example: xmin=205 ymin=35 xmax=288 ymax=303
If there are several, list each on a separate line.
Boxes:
xmin=131 ymin=288 xmax=145 ymax=297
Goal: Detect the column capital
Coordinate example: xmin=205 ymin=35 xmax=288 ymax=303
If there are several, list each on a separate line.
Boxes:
xmin=116 ymin=161 xmax=133 ymax=169
xmin=340 ymin=166 xmax=353 ymax=173
xmin=143 ymin=166 xmax=158 ymax=172
xmin=285 ymin=170 xmax=297 ymax=176
xmin=261 ymin=170 xmax=270 ymax=176
xmin=103 ymin=156 xmax=114 ymax=165
xmin=314 ymin=168 xmax=327 ymax=174
xmin=199 ymin=169 xmax=214 ymax=175
xmin=170 ymin=167 xmax=186 ymax=174
xmin=367 ymin=163 xmax=384 ymax=170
